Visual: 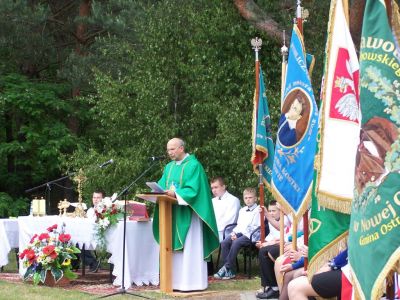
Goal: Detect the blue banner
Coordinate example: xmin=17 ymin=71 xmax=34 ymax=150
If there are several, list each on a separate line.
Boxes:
xmin=271 ymin=25 xmax=319 ymax=220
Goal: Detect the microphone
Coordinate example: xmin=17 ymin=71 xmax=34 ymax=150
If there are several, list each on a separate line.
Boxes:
xmin=149 ymin=155 xmax=166 ymax=161
xmin=99 ymin=159 xmax=114 ymax=168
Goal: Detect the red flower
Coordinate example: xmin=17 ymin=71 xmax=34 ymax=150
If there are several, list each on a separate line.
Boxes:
xmin=59 ymin=233 xmax=71 ymax=243
xmin=25 ymin=249 xmax=36 ymax=261
xmin=29 ymin=234 xmax=38 ymax=244
xmin=42 ymin=245 xmax=56 ymax=256
xmin=38 ymin=233 xmax=50 ymax=241
xmin=49 ymin=251 xmax=58 ymax=259
xmin=19 ymin=249 xmax=27 ymax=259
xmin=46 ymin=224 xmax=58 ymax=232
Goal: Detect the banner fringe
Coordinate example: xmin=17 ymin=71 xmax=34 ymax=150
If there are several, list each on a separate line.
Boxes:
xmin=307 ymin=231 xmax=348 ymax=280
xmin=351 ymin=250 xmax=400 ymax=300
xmin=317 ymin=192 xmax=351 ymax=214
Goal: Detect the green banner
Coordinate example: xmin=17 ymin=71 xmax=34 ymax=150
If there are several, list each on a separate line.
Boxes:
xmin=348 ymin=1 xmax=400 ymax=299
xmin=308 ymin=131 xmax=350 ymax=277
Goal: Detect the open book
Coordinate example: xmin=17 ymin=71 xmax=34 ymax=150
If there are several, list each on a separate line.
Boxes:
xmin=145 ymin=182 xmax=166 ymax=194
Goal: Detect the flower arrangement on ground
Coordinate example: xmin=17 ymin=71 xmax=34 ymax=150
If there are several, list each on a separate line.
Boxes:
xmin=93 ymin=194 xmax=124 ymax=253
xmin=19 ymin=223 xmax=81 ymax=285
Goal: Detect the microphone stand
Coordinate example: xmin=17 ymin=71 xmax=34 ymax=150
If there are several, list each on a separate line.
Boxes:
xmin=99 ymin=159 xmax=161 ymax=299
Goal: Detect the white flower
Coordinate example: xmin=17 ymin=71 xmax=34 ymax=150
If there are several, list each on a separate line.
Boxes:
xmin=103 ymin=197 xmax=113 ymax=208
xmin=103 ymin=218 xmax=110 ymax=227
xmin=111 ymin=193 xmax=118 ymax=201
xmin=95 ymin=203 xmax=105 ymax=213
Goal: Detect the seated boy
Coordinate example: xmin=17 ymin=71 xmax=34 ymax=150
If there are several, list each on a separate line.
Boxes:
xmin=255 ymin=200 xmax=286 ymax=299
xmin=214 ymin=187 xmax=260 ymax=280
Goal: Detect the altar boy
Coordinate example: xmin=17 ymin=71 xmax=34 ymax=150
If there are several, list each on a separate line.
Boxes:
xmin=214 ymin=187 xmax=260 ymax=279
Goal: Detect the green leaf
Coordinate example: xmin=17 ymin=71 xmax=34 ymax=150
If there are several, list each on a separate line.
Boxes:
xmin=23 ymin=265 xmax=35 ymax=281
xmin=70 ymin=246 xmax=81 ymax=254
xmin=51 ymin=267 xmax=63 ymax=282
xmin=32 ymin=272 xmax=41 ymax=285
xmin=63 ymin=267 xmax=78 ymax=280
xmin=40 ymin=268 xmax=47 ymax=283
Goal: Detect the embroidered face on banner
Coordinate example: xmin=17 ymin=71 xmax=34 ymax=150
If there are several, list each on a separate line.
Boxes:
xmin=329 ymin=47 xmax=360 ymax=122
xmin=278 ymin=88 xmax=311 ymax=148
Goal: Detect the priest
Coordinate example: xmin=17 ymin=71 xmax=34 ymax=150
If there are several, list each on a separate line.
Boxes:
xmin=153 ymin=137 xmax=219 ymax=291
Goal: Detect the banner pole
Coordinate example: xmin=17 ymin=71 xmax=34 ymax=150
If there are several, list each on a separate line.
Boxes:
xmin=296 ymin=0 xmax=309 ymax=270
xmin=279 ymin=31 xmax=288 ymax=255
xmin=251 ymin=36 xmax=266 ymax=241
xmin=280 ymin=31 xmax=288 ymax=109
xmin=258 ymin=164 xmax=266 ymax=240
xmin=279 ymin=210 xmax=284 ymax=256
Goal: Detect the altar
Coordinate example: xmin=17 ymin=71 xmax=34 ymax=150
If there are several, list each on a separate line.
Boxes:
xmin=0 ymin=216 xmax=159 ymax=288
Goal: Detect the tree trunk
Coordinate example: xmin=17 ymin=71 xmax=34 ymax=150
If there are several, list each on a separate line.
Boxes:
xmin=68 ymin=0 xmax=91 ymax=134
xmin=233 ymin=0 xmax=289 ymax=43
xmin=349 ymin=0 xmax=366 ymax=54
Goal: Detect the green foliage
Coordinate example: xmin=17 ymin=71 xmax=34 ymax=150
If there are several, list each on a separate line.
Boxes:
xmin=0 ymin=193 xmax=29 ymax=218
xmin=0 ymin=74 xmax=77 ymax=197
xmin=0 ymin=0 xmax=330 ymax=211
xmin=66 ymin=0 xmax=286 ymax=199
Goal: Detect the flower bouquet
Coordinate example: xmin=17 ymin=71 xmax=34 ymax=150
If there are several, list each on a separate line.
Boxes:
xmin=19 ymin=223 xmax=81 ymax=285
xmin=93 ymin=194 xmax=124 ymax=253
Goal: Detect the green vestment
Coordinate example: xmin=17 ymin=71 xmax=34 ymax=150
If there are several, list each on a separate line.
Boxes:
xmin=152 ymin=154 xmax=219 ymax=260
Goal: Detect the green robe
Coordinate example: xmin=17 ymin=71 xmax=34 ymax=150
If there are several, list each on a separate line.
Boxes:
xmin=152 ymin=154 xmax=219 ymax=260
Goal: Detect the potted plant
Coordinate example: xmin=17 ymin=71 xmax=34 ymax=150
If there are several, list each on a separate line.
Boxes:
xmin=19 ymin=223 xmax=81 ymax=286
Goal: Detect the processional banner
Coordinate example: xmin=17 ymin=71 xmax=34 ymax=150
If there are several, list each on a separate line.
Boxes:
xmin=348 ymin=1 xmax=400 ymax=299
xmin=316 ymin=0 xmax=360 ymax=214
xmin=271 ymin=25 xmax=318 ymax=220
xmin=251 ymin=65 xmax=274 ymax=188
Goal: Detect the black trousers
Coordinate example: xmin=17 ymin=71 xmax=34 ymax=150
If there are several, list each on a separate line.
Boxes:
xmin=311 ymin=269 xmax=342 ymax=299
xmin=259 ymin=244 xmax=280 ymax=287
xmin=220 ymin=235 xmax=252 ymax=271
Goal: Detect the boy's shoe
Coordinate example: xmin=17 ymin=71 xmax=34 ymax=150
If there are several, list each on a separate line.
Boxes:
xmin=222 ymin=268 xmax=236 ymax=280
xmin=256 ymin=287 xmax=266 ymax=297
xmin=213 ymin=266 xmax=226 ymax=279
xmin=256 ymin=287 xmax=279 ymax=299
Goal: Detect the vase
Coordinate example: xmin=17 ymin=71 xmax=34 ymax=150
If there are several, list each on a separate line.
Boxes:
xmin=43 ymin=271 xmax=70 ymax=287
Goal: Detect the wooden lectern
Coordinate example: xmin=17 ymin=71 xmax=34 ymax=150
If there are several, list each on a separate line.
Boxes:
xmin=136 ymin=193 xmax=177 ymax=293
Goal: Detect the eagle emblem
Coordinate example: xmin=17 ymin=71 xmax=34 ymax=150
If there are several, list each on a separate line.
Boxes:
xmin=329 ymin=47 xmax=359 ymax=123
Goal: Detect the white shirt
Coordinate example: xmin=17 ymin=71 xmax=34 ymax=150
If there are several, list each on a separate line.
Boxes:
xmin=86 ymin=207 xmax=96 ymax=221
xmin=212 ymin=191 xmax=240 ymax=234
xmin=232 ymin=204 xmax=260 ymax=239
xmin=264 ymin=215 xmax=290 ymax=242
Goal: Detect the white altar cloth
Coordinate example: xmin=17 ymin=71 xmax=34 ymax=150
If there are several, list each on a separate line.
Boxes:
xmin=106 ymin=220 xmax=159 ymax=287
xmin=0 ymin=218 xmax=18 ymax=267
xmin=0 ymin=216 xmax=159 ymax=288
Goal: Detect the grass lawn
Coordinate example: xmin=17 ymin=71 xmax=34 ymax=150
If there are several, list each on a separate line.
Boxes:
xmin=0 ymin=250 xmax=261 ymax=299
xmin=0 ymin=281 xmax=97 ymax=300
